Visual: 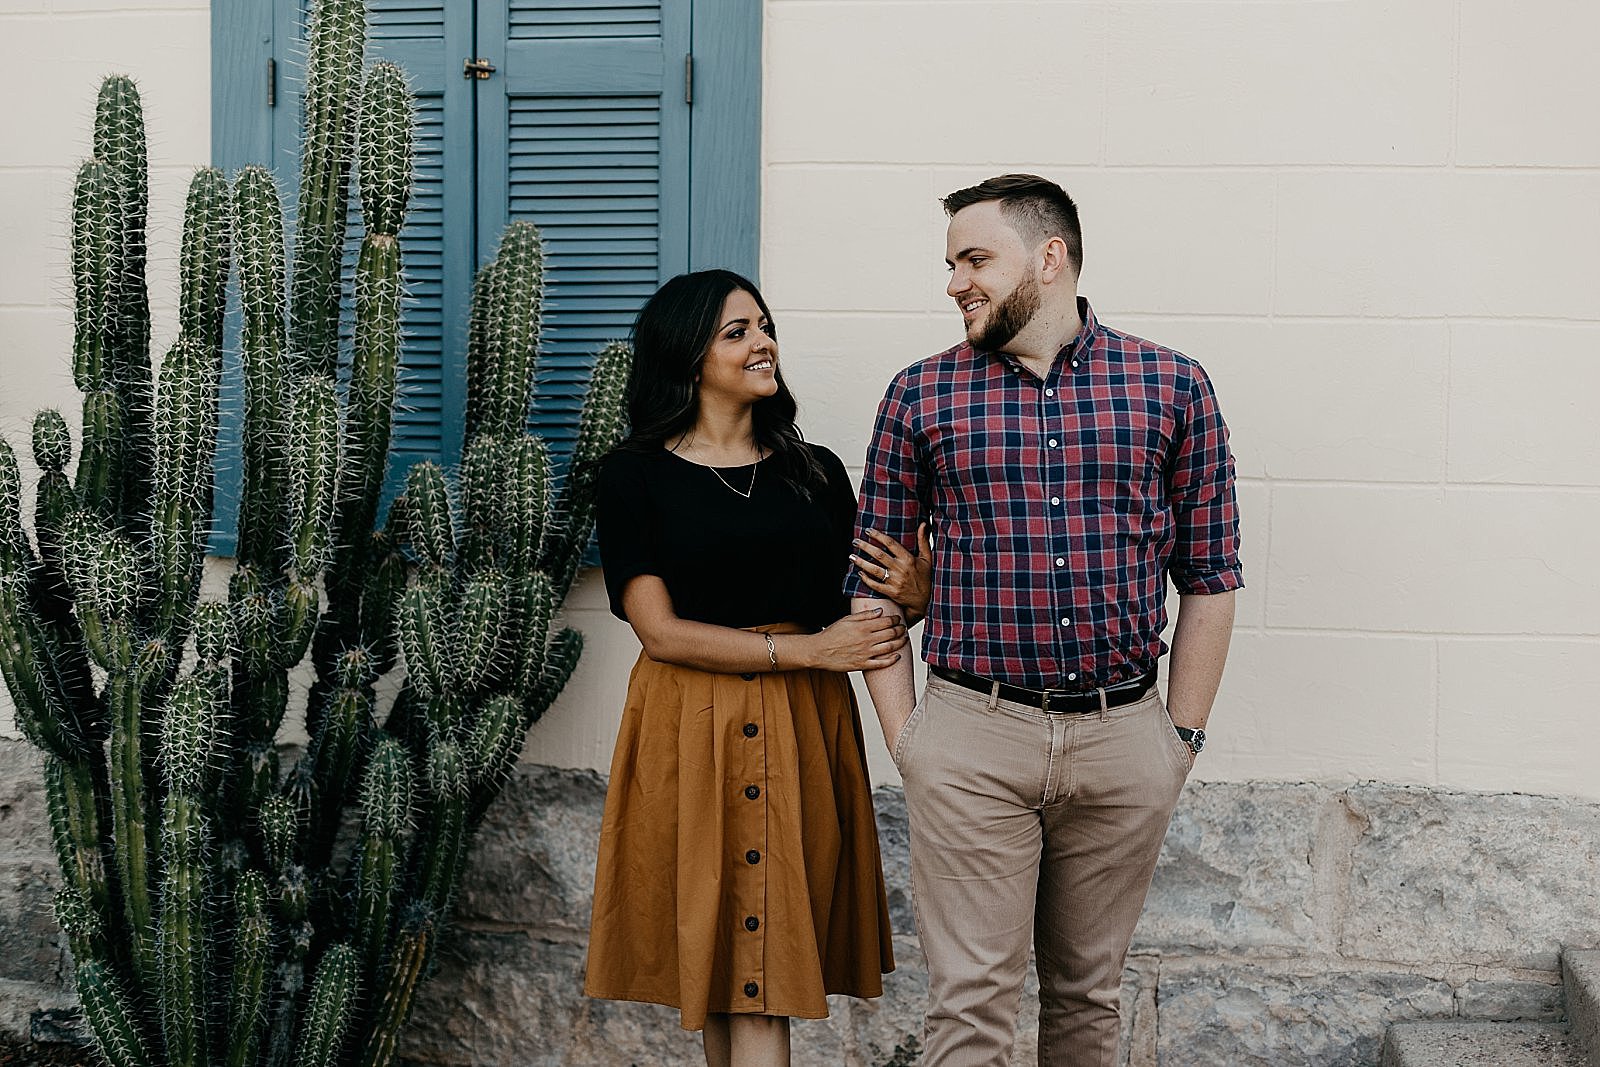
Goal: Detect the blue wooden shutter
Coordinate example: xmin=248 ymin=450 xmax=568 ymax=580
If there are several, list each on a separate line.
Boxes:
xmin=476 ymin=0 xmax=692 ymax=460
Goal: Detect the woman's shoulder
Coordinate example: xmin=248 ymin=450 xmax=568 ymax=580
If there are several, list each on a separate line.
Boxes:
xmin=801 ymin=441 xmax=849 ymax=477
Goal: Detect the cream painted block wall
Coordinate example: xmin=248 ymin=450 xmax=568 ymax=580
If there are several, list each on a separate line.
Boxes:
xmin=763 ymin=0 xmax=1600 ymax=801
xmin=4 ymin=1 xmax=1597 ymax=803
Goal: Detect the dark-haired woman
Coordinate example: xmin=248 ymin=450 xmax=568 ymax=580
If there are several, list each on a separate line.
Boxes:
xmin=583 ymin=270 xmax=928 ymax=1066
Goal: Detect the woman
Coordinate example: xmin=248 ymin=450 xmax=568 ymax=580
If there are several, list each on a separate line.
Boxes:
xmin=583 ymin=270 xmax=929 ymax=1066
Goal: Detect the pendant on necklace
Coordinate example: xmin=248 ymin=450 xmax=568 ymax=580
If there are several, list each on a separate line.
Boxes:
xmin=709 ymin=461 xmax=758 ymax=499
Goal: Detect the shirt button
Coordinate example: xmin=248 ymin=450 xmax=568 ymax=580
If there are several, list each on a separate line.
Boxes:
xmin=1054 ymin=557 xmax=1065 ymax=567
xmin=742 ymin=723 xmax=758 ymax=738
xmin=744 ymin=915 xmax=760 ymax=932
xmin=1068 ymin=672 xmax=1078 ymax=681
xmin=744 ymin=785 xmax=760 ymax=800
xmin=744 ymin=982 xmax=760 ymax=997
xmin=740 ymin=672 xmax=755 ymax=681
xmin=1051 ymin=496 xmax=1061 ymax=506
xmin=1045 ymin=388 xmax=1054 ymax=397
xmin=1060 ymin=617 xmax=1071 ymax=627
xmin=1072 ymin=360 xmax=1081 ymax=369
xmin=1048 ymin=438 xmax=1058 ymax=447
xmin=746 ymin=849 xmax=761 ymax=865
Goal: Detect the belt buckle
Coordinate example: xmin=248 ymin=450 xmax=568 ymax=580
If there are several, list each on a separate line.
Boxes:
xmin=1039 ymin=686 xmax=1076 ymax=714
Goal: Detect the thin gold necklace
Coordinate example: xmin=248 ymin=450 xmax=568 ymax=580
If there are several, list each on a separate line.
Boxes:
xmin=708 ymin=462 xmax=758 ymax=498
xmin=672 ymin=435 xmax=762 ymax=498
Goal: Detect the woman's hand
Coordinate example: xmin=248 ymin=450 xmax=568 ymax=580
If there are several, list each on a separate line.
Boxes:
xmin=851 ymin=524 xmax=932 ymax=624
xmin=798 ymin=607 xmax=908 ymax=672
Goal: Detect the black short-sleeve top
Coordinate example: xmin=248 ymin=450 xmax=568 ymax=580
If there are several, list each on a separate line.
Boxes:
xmin=596 ymin=444 xmax=857 ymax=631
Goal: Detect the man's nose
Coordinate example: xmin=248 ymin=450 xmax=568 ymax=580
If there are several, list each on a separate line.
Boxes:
xmin=946 ymin=270 xmax=967 ymax=298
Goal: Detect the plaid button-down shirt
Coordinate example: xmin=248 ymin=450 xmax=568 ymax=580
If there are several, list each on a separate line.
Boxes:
xmin=844 ymin=298 xmax=1243 ymax=690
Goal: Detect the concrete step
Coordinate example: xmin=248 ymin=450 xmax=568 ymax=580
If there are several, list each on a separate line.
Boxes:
xmin=1565 ymin=949 xmax=1600 ymax=1065
xmin=1381 ymin=1022 xmax=1586 ymax=1067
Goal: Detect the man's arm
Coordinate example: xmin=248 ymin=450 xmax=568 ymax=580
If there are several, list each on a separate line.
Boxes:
xmin=1165 ymin=590 xmax=1234 ymax=731
xmin=854 ymin=595 xmax=918 ymax=748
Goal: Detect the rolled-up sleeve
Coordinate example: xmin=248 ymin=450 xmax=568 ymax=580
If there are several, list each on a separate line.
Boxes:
xmin=842 ymin=374 xmax=926 ymax=600
xmin=1166 ymin=364 xmax=1244 ymax=595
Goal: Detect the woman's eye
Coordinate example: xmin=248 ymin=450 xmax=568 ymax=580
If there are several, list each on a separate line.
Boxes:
xmin=728 ymin=327 xmax=745 ymax=339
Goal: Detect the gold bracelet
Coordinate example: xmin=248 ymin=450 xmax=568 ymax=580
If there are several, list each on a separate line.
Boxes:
xmin=764 ymin=632 xmax=778 ymax=672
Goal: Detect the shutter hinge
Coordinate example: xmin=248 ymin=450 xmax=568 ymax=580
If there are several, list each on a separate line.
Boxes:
xmin=464 ymin=57 xmax=497 ymax=80
xmin=267 ymin=57 xmax=277 ymax=107
xmin=684 ymin=52 xmax=693 ymax=105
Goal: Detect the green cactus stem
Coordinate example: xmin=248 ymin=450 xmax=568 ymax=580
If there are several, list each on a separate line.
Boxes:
xmin=353 ymin=738 xmax=410 ymax=979
xmin=232 ymin=164 xmax=289 ymax=571
xmin=287 ymin=375 xmax=341 ymax=577
xmin=356 ymin=909 xmax=432 ymax=1067
xmin=293 ymin=943 xmax=358 ymax=1067
xmin=289 ymin=0 xmax=365 ymax=377
xmin=44 ymin=755 xmax=110 ymax=920
xmin=226 ymin=871 xmax=272 ymax=1067
xmin=179 ymin=166 xmax=231 ymax=355
xmin=547 ymin=339 xmax=633 ymax=595
xmin=416 ymin=742 xmax=467 ymax=917
xmin=75 ymin=959 xmax=155 ymax=1067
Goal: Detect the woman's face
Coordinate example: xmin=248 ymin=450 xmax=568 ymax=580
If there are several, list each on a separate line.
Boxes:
xmin=695 ymin=288 xmax=779 ymax=409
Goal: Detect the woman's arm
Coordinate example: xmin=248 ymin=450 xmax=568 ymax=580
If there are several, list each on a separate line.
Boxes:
xmin=621 ymin=574 xmax=909 ymax=674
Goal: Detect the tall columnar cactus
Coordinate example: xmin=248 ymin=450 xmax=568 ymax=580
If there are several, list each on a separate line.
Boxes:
xmin=0 ymin=3 xmax=633 ymax=1064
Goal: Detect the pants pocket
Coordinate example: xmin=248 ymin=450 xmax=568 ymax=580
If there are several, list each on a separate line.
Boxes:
xmin=891 ymin=694 xmax=926 ymax=770
xmin=1157 ymin=697 xmax=1195 ymax=773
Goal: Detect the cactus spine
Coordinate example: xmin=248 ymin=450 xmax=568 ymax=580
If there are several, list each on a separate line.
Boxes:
xmin=0 ymin=4 xmax=633 ymax=1064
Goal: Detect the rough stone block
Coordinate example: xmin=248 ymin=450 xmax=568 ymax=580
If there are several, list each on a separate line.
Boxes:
xmin=0 ymin=978 xmax=78 ymax=1045
xmin=871 ymin=787 xmax=914 ymax=936
xmin=453 ymin=766 xmax=607 ymax=934
xmin=399 ymin=931 xmax=707 ymax=1066
xmin=0 ymin=743 xmax=49 ymax=858
xmin=1157 ymin=961 xmax=1455 ymax=1067
xmin=1452 ymin=979 xmax=1562 ymax=1022
xmin=0 ymin=859 xmax=62 ymax=985
xmin=1340 ymin=786 xmax=1600 ymax=969
xmin=1563 ymin=949 xmax=1600 ymax=1062
xmin=1381 ymin=1022 xmax=1585 ymax=1067
xmin=1136 ymin=782 xmax=1323 ymax=954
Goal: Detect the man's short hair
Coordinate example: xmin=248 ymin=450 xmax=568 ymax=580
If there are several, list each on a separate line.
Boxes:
xmin=941 ymin=174 xmax=1083 ymax=273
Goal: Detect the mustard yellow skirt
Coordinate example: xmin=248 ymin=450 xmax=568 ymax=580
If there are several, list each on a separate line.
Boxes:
xmin=583 ymin=624 xmax=894 ymax=1031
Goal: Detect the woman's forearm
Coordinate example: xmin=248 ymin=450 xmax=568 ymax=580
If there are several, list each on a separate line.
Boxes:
xmin=634 ymin=616 xmax=814 ymax=674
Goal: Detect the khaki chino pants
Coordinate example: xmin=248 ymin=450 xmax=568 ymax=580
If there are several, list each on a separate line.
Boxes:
xmin=893 ymin=672 xmax=1192 ymax=1066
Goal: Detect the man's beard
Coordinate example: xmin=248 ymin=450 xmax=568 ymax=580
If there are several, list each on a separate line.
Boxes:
xmin=971 ymin=276 xmax=1041 ymax=352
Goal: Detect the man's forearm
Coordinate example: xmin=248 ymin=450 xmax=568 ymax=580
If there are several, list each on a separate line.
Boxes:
xmin=1166 ymin=589 xmax=1236 ymax=730
xmin=853 ymin=595 xmax=918 ymax=745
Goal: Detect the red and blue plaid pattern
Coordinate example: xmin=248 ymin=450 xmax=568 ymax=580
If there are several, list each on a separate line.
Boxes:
xmin=845 ymin=299 xmax=1242 ymax=690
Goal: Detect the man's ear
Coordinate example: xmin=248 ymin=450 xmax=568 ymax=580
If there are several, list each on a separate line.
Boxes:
xmin=1039 ymin=235 xmax=1071 ymax=284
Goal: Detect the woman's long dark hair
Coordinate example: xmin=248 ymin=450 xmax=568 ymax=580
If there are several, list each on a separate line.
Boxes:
xmin=615 ymin=269 xmax=826 ymax=497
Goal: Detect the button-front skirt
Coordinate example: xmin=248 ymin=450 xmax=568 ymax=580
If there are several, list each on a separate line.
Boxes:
xmin=583 ymin=626 xmax=894 ymax=1031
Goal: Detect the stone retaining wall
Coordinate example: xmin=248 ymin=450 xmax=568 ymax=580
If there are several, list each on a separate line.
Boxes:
xmin=1 ymin=739 xmax=1595 ymax=1065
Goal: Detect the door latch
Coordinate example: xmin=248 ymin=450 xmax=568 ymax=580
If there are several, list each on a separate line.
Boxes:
xmin=463 ymin=58 xmax=497 ymax=80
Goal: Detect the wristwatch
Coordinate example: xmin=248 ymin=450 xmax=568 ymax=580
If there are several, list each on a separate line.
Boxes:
xmin=1173 ymin=726 xmax=1205 ymax=756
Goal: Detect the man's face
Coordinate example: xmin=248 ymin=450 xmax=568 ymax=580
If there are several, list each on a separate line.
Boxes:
xmin=944 ymin=201 xmax=1041 ymax=352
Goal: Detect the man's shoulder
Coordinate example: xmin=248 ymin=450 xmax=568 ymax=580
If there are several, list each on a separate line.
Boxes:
xmin=886 ymin=340 xmax=975 ymax=396
xmin=1096 ymin=323 xmax=1212 ymax=387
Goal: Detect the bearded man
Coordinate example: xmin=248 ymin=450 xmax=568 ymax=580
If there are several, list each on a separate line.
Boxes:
xmin=845 ymin=173 xmax=1242 ymax=1067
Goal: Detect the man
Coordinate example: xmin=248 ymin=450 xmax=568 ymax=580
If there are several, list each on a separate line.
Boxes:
xmin=845 ymin=174 xmax=1241 ymax=1066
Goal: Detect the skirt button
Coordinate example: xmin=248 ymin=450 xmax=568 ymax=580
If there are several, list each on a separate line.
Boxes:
xmin=744 ymin=981 xmax=759 ymax=997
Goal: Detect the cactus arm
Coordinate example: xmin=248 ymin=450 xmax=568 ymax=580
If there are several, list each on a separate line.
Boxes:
xmin=232 ymin=165 xmax=290 ymax=571
xmin=306 ymin=684 xmax=369 ymax=865
xmin=355 ymin=908 xmax=432 ymax=1067
xmin=289 ymin=0 xmax=365 ymax=377
xmin=292 ymin=943 xmax=358 ymax=1067
xmin=503 ymin=435 xmax=551 ymax=575
xmin=451 ymin=570 xmax=507 ymax=694
xmin=415 ymin=742 xmax=468 ymax=918
xmin=75 ymin=958 xmax=156 ymax=1067
xmin=107 ymin=658 xmax=155 ymax=986
xmin=44 ymin=755 xmax=112 ymax=924
xmin=546 ymin=340 xmax=633 ymax=595
xmin=525 ymin=626 xmax=584 ymax=731
xmin=225 ymin=871 xmax=273 ymax=1067
xmin=466 ymin=694 xmax=524 ymax=827
xmin=179 ymin=166 xmax=232 ymax=358
xmin=286 ymin=375 xmax=342 ymax=577
xmin=353 ymin=738 xmax=411 ymax=980
xmin=157 ymin=792 xmax=210 ymax=1067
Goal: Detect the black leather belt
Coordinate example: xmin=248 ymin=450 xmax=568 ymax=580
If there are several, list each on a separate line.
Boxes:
xmin=929 ymin=665 xmax=1156 ymax=714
